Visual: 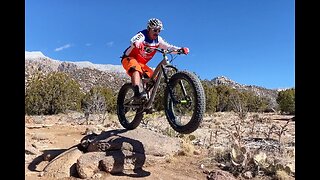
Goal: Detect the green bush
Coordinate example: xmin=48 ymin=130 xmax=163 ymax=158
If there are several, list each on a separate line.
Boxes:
xmin=247 ymin=94 xmax=269 ymax=112
xmin=25 ymin=72 xmax=83 ymax=115
xmin=202 ymin=82 xmax=218 ymax=114
xmin=276 ymin=88 xmax=295 ymax=114
xmin=202 ymin=83 xmax=270 ymax=114
xmin=214 ymin=85 xmax=235 ymax=112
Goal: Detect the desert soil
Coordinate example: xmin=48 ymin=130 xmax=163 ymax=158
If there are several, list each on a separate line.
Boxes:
xmin=25 ymin=112 xmax=295 ymax=180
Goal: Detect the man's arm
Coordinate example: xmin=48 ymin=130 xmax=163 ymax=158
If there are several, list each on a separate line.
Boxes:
xmin=158 ymin=36 xmax=181 ymax=51
xmin=130 ymin=32 xmax=145 ymax=47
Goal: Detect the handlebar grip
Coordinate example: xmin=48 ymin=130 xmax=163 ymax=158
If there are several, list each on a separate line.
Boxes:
xmin=177 ymin=49 xmax=183 ymax=54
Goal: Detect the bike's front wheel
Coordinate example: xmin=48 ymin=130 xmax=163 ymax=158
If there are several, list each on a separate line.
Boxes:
xmin=164 ymin=71 xmax=206 ymax=134
xmin=117 ymin=83 xmax=144 ymax=130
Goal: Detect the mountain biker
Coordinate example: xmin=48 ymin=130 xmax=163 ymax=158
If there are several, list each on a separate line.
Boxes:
xmin=120 ymin=18 xmax=189 ymax=101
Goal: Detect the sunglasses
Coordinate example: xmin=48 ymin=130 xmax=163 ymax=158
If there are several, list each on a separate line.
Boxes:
xmin=152 ymin=28 xmax=161 ymax=33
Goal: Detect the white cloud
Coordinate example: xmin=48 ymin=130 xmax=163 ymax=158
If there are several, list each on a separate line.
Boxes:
xmin=106 ymin=41 xmax=114 ymax=47
xmin=54 ymin=44 xmax=71 ymax=52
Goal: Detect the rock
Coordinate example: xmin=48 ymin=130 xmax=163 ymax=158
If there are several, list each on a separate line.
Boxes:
xmin=193 ymin=149 xmax=201 ymax=155
xmin=100 ymin=150 xmax=146 ymax=174
xmin=207 ymin=169 xmax=237 ymax=180
xmin=42 ymin=149 xmax=67 ymax=161
xmin=243 ymin=171 xmax=253 ymax=179
xmin=42 ymin=146 xmax=83 ymax=179
xmin=75 ymin=128 xmax=180 ymax=178
xmin=76 ymin=150 xmax=148 ymax=178
xmin=76 ymin=152 xmax=106 ymax=179
xmin=25 ymin=145 xmax=39 ymax=155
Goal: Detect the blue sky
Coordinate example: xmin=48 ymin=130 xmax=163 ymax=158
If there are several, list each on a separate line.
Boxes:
xmin=25 ymin=0 xmax=295 ymax=90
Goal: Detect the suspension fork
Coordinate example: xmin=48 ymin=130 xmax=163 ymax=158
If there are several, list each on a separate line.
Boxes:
xmin=162 ymin=65 xmax=180 ymax=104
xmin=179 ymin=80 xmax=188 ymax=98
xmin=164 ymin=65 xmax=190 ymax=104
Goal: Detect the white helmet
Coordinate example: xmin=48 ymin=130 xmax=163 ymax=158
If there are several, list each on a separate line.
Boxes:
xmin=147 ymin=18 xmax=164 ymax=30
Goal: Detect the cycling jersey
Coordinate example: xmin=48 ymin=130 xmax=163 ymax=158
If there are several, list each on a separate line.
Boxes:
xmin=122 ymin=29 xmax=181 ymax=64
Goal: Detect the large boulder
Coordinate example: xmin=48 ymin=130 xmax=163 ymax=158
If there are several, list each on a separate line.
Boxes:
xmin=40 ymin=127 xmax=181 ymax=179
xmin=81 ymin=128 xmax=181 ymax=156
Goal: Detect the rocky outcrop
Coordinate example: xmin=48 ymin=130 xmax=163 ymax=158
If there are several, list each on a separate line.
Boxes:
xmin=39 ymin=128 xmax=181 ymax=179
xmin=66 ymin=67 xmax=129 ymax=92
xmin=25 ymin=57 xmax=130 ymax=93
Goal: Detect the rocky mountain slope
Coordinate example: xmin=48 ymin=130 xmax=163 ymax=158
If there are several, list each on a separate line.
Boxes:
xmin=25 ymin=51 xmax=280 ymax=107
xmin=203 ymin=76 xmax=279 ymax=109
xmin=25 ymin=51 xmax=129 ymax=92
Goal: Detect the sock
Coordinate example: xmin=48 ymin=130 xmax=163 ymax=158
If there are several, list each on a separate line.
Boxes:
xmin=133 ymin=85 xmax=140 ymax=96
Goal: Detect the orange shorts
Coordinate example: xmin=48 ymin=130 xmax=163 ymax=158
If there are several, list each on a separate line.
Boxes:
xmin=121 ymin=57 xmax=153 ymax=78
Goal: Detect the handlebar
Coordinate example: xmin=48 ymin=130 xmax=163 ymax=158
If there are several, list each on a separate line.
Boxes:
xmin=144 ymin=47 xmax=183 ymax=55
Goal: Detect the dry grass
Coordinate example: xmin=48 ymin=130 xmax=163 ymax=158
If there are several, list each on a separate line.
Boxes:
xmin=178 ymin=138 xmax=196 ymax=156
xmin=274 ymin=170 xmax=293 ymax=180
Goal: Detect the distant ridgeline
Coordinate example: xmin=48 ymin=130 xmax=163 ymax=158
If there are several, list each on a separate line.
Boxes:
xmin=25 ymin=51 xmax=282 ymax=110
xmin=202 ymin=76 xmax=279 ymax=111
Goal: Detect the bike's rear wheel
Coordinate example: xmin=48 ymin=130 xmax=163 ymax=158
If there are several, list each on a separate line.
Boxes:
xmin=164 ymin=71 xmax=206 ymax=134
xmin=117 ymin=83 xmax=144 ymax=130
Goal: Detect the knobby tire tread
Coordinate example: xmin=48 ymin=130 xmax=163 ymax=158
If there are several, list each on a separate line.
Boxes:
xmin=164 ymin=71 xmax=206 ymax=134
xmin=117 ymin=83 xmax=143 ymax=130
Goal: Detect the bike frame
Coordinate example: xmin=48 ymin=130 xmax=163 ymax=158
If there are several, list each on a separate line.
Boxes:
xmin=119 ymin=48 xmax=205 ymax=134
xmin=143 ymin=49 xmax=175 ymax=110
xmin=124 ymin=48 xmax=184 ymax=113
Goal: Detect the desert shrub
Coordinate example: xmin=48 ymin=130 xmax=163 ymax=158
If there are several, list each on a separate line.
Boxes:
xmin=214 ymin=85 xmax=236 ymax=112
xmin=247 ymin=95 xmax=270 ymax=112
xmin=82 ymin=86 xmax=116 ymax=114
xmin=98 ymin=86 xmax=117 ymax=113
xmin=25 ymin=72 xmax=83 ymax=115
xmin=238 ymin=91 xmax=270 ymax=113
xmin=202 ymin=83 xmax=218 ymax=114
xmin=179 ymin=137 xmax=195 ymax=156
xmin=229 ymin=91 xmax=250 ymax=119
xmin=276 ymin=88 xmax=295 ymax=114
xmin=81 ymin=88 xmax=106 ymax=115
xmin=220 ymin=87 xmax=270 ymax=114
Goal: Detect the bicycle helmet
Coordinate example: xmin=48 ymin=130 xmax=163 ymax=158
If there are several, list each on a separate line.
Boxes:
xmin=147 ymin=18 xmax=164 ymax=30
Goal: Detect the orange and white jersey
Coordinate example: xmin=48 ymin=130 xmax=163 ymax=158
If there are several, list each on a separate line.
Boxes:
xmin=122 ymin=29 xmax=181 ymax=64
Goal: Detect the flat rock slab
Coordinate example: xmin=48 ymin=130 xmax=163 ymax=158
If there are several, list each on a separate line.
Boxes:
xmin=83 ymin=127 xmax=181 ymax=157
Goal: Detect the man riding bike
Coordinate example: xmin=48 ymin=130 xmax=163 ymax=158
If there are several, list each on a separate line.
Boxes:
xmin=120 ymin=18 xmax=189 ymax=101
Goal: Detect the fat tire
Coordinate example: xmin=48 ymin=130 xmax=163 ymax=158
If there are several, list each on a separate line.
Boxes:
xmin=117 ymin=83 xmax=143 ymax=130
xmin=164 ymin=71 xmax=206 ymax=134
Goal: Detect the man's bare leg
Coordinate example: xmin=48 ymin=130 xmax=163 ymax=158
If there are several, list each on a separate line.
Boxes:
xmin=131 ymin=71 xmax=147 ymax=99
xmin=131 ymin=71 xmax=141 ymax=87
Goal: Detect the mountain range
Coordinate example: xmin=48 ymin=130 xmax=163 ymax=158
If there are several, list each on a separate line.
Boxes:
xmin=25 ymin=51 xmax=280 ymax=108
